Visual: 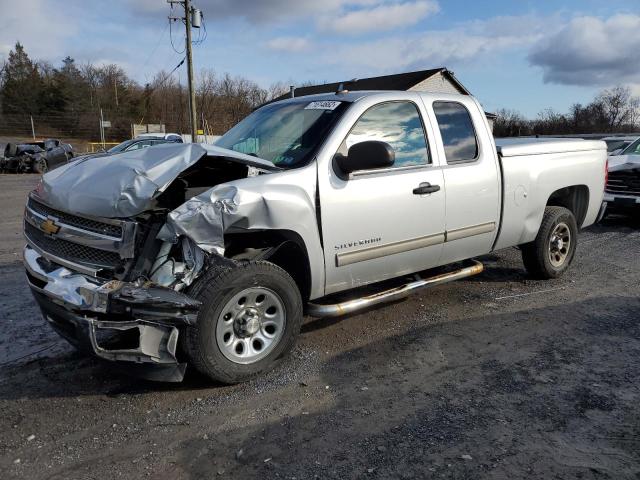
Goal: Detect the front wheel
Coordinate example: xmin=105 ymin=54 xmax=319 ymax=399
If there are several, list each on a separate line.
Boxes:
xmin=183 ymin=261 xmax=303 ymax=384
xmin=521 ymin=206 xmax=578 ymax=279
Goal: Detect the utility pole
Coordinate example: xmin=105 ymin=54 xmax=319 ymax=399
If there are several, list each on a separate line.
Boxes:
xmin=184 ymin=0 xmax=197 ymax=142
xmin=168 ymin=0 xmax=200 ymax=142
xmin=99 ymin=109 xmax=105 ymax=149
xmin=114 ymin=77 xmax=119 ymax=107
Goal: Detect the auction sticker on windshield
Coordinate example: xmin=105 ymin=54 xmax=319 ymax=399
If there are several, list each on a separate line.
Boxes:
xmin=305 ymin=101 xmax=342 ymax=110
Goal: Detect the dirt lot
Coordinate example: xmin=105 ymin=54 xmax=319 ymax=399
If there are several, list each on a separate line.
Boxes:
xmin=0 ymin=174 xmax=639 ymax=479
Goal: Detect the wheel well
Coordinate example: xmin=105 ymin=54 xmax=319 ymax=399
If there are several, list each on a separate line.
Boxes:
xmin=224 ymin=230 xmax=312 ymax=302
xmin=546 ymin=185 xmax=589 ymax=227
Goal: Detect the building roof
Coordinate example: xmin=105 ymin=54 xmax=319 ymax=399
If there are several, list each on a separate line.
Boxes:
xmin=271 ymin=68 xmax=470 ymax=102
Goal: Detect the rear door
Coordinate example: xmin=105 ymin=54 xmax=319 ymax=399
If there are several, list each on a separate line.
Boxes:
xmin=319 ymin=99 xmax=446 ymax=295
xmin=427 ymin=99 xmax=500 ymax=264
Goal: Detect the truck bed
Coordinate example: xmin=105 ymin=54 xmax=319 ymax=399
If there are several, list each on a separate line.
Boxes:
xmin=495 ymin=138 xmax=606 ymax=157
xmin=492 ymin=137 xmax=607 ymax=251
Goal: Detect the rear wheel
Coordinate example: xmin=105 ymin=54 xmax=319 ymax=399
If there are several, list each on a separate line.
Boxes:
xmin=184 ymin=261 xmax=303 ymax=384
xmin=521 ymin=206 xmax=578 ymax=279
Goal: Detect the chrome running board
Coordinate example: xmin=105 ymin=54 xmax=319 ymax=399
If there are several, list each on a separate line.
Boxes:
xmin=307 ymin=260 xmax=484 ymax=318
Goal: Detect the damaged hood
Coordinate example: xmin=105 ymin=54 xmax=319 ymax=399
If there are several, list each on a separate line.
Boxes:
xmin=608 ymin=154 xmax=640 ymax=173
xmin=36 ymin=143 xmax=277 ymax=218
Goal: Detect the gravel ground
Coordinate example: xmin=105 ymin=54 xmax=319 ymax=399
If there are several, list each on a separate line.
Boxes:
xmin=0 ymin=174 xmax=639 ymax=479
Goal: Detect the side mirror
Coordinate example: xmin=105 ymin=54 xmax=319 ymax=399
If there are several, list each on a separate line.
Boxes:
xmin=336 ymin=141 xmax=395 ymax=176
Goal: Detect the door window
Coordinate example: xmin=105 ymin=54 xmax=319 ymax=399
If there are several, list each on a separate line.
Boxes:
xmin=433 ymin=102 xmax=479 ymax=163
xmin=622 ymin=138 xmax=640 ymax=155
xmin=343 ymin=101 xmax=429 ymax=167
xmin=125 ymin=140 xmax=153 ymax=151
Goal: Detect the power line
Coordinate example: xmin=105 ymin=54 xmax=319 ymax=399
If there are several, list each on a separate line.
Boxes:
xmin=142 ymin=21 xmax=170 ymax=73
xmin=135 ymin=56 xmax=186 ymax=123
xmin=153 ymin=57 xmax=186 ymax=89
xmin=168 ymin=5 xmax=186 ymax=55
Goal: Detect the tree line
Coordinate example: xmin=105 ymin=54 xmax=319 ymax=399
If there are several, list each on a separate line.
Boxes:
xmin=2 ymin=42 xmax=639 ymax=143
xmin=0 ymin=42 xmax=289 ymax=142
xmin=493 ymin=86 xmax=640 ymax=137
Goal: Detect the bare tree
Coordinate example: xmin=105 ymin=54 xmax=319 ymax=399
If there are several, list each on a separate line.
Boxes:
xmin=595 ymin=86 xmax=637 ymax=130
xmin=493 ymin=109 xmax=530 ymax=137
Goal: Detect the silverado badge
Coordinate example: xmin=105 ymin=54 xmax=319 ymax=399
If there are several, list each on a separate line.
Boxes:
xmin=40 ymin=218 xmax=60 ymax=235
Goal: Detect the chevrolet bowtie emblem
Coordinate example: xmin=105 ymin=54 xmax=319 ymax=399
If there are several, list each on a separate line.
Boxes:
xmin=41 ymin=218 xmax=60 ymax=235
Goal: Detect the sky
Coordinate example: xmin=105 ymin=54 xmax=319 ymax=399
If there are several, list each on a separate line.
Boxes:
xmin=1 ymin=0 xmax=639 ymax=117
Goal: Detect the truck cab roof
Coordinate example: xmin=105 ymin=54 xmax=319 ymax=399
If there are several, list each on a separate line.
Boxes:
xmin=270 ymin=90 xmax=472 ymax=106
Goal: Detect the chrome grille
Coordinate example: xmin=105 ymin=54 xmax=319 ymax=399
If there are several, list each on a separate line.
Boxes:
xmin=25 ymin=222 xmax=121 ymax=268
xmin=24 ymin=194 xmax=137 ymax=275
xmin=606 ymin=171 xmax=640 ymax=197
xmin=27 ymin=197 xmax=123 ymax=237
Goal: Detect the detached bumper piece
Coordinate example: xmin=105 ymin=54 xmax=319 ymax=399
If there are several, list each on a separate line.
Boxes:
xmin=24 ymin=246 xmax=200 ymax=382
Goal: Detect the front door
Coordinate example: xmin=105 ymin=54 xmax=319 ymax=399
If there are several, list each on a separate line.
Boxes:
xmin=319 ymin=100 xmax=446 ymax=295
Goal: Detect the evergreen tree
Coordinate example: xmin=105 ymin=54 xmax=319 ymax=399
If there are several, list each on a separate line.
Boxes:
xmin=0 ymin=42 xmax=42 ymax=114
xmin=58 ymin=56 xmax=86 ymax=113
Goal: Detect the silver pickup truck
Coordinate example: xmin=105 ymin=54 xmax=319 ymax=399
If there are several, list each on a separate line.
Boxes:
xmin=23 ymin=91 xmax=606 ymax=383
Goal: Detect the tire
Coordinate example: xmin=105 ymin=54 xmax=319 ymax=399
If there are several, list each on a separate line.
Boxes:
xmin=521 ymin=206 xmax=578 ymax=279
xmin=34 ymin=157 xmax=48 ymax=174
xmin=183 ymin=261 xmax=303 ymax=384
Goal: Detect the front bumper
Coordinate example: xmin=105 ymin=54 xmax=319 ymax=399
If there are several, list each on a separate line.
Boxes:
xmin=603 ymin=192 xmax=640 ymax=207
xmin=24 ymin=246 xmax=201 ymax=382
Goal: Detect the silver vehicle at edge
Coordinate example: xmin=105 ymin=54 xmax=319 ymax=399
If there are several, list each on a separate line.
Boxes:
xmin=23 ymin=91 xmax=607 ymax=383
xmin=603 ymin=136 xmax=640 ymax=213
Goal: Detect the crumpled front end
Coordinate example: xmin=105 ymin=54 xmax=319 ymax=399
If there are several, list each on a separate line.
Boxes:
xmin=158 ymin=181 xmax=316 ymax=254
xmin=22 ymin=188 xmax=209 ymax=382
xmin=154 ymin=166 xmax=325 ymax=299
xmin=24 ymin=246 xmax=200 ymax=381
xmin=23 ymin=142 xmax=323 ymax=380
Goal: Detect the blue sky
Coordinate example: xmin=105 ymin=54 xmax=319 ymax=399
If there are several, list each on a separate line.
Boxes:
xmin=1 ymin=0 xmax=639 ymax=117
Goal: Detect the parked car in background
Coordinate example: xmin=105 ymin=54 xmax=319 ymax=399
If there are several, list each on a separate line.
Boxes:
xmin=109 ymin=135 xmax=183 ymax=153
xmin=136 ymin=133 xmax=184 ymax=142
xmin=74 ymin=135 xmax=184 ymax=162
xmin=604 ymin=136 xmax=640 ymax=215
xmin=602 ymin=135 xmax=640 ymax=155
xmin=0 ymin=139 xmax=73 ymax=173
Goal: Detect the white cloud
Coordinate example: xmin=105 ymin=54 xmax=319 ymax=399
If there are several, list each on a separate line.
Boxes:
xmin=528 ymin=14 xmax=640 ymax=86
xmin=319 ymin=1 xmax=440 ymax=35
xmin=132 ymin=0 xmax=380 ymax=24
xmin=629 ymin=84 xmax=640 ymax=97
xmin=0 ymin=0 xmax=184 ymax=82
xmin=322 ymin=14 xmax=548 ymax=72
xmin=0 ymin=0 xmax=77 ymax=61
xmin=266 ymin=37 xmax=311 ymax=52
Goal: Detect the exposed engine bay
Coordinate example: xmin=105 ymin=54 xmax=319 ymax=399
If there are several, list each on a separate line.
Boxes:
xmin=111 ymin=157 xmax=271 ymax=294
xmin=157 ymin=157 xmax=260 ymax=207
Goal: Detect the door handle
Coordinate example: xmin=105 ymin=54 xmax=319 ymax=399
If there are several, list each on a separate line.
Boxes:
xmin=413 ymin=182 xmax=440 ymax=195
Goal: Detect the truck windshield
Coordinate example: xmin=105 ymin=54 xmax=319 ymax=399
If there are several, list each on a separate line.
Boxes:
xmin=216 ymin=100 xmax=350 ymax=168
